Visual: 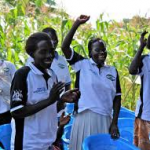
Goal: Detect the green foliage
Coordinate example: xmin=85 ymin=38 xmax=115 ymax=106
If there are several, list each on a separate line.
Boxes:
xmin=0 ymin=1 xmax=150 ymax=110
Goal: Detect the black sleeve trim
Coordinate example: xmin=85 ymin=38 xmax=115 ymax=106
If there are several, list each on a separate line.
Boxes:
xmin=116 ymin=69 xmax=121 ymax=94
xmin=67 ymin=51 xmax=85 ymax=65
xmin=10 ymin=66 xmax=30 ymax=110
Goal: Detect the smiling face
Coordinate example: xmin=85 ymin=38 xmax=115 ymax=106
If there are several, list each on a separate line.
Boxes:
xmin=33 ymin=40 xmax=55 ymax=69
xmin=91 ymin=40 xmax=107 ymax=66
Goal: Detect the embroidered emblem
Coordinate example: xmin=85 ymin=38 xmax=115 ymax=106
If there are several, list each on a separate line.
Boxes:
xmin=3 ymin=67 xmax=9 ymax=72
xmin=12 ymin=90 xmax=23 ymax=101
xmin=106 ymin=74 xmax=115 ymax=81
xmin=58 ymin=63 xmax=65 ymax=69
xmin=33 ymin=87 xmax=47 ymax=93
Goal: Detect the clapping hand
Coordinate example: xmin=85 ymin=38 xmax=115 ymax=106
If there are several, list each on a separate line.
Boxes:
xmin=49 ymin=82 xmax=65 ymax=104
xmin=59 ymin=112 xmax=70 ymax=127
xmin=61 ymin=88 xmax=81 ymax=103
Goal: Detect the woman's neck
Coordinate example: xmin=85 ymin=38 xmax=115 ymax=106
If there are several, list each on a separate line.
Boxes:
xmin=92 ymin=58 xmax=104 ymax=68
xmin=97 ymin=63 xmax=104 ymax=68
xmin=33 ymin=62 xmax=47 ymax=74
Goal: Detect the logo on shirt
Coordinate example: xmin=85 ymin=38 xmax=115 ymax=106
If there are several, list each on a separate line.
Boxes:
xmin=0 ymin=67 xmax=9 ymax=75
xmin=3 ymin=67 xmax=9 ymax=72
xmin=33 ymin=87 xmax=47 ymax=93
xmin=12 ymin=90 xmax=23 ymax=101
xmin=58 ymin=63 xmax=65 ymax=69
xmin=106 ymin=74 xmax=115 ymax=81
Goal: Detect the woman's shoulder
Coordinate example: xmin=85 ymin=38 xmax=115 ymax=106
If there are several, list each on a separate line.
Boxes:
xmin=14 ymin=66 xmax=31 ymax=78
xmin=3 ymin=60 xmax=15 ymax=67
xmin=104 ymin=65 xmax=116 ymax=70
xmin=48 ymin=69 xmax=58 ymax=82
xmin=141 ymin=54 xmax=149 ymax=62
xmin=104 ymin=65 xmax=118 ymax=74
xmin=79 ymin=58 xmax=89 ymax=67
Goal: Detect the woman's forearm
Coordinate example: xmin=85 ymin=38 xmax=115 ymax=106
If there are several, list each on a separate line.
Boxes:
xmin=11 ymin=98 xmax=53 ymax=119
xmin=62 ymin=21 xmax=80 ymax=59
xmin=129 ymin=46 xmax=144 ymax=74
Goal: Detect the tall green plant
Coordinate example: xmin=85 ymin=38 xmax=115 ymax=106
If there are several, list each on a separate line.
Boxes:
xmin=0 ymin=0 xmax=150 ymax=110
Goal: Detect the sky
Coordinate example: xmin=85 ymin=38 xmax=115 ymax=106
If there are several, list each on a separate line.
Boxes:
xmin=55 ymin=0 xmax=150 ymax=24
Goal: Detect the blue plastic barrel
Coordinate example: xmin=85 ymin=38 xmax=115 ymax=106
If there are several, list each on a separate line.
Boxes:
xmin=62 ymin=124 xmax=72 ymax=150
xmin=82 ymin=134 xmax=140 ymax=150
xmin=121 ymin=106 xmax=128 ymax=111
xmin=118 ymin=118 xmax=135 ymax=143
xmin=119 ymin=110 xmax=135 ymax=119
xmin=0 ymin=124 xmax=11 ymax=150
xmin=65 ymin=103 xmax=74 ymax=114
xmin=121 ymin=107 xmax=134 ymax=113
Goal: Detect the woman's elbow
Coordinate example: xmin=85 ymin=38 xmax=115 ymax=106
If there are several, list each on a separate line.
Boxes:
xmin=11 ymin=110 xmax=25 ymax=119
xmin=61 ymin=46 xmax=72 ymax=59
xmin=11 ymin=111 xmax=20 ymax=119
xmin=129 ymin=68 xmax=137 ymax=75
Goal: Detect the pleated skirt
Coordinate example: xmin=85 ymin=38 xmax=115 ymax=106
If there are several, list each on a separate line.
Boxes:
xmin=69 ymin=109 xmax=112 ymax=150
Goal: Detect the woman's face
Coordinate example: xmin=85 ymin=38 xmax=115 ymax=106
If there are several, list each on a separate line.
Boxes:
xmin=33 ymin=40 xmax=55 ymax=69
xmin=91 ymin=41 xmax=107 ymax=66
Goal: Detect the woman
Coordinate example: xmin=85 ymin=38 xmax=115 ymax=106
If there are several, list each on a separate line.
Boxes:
xmin=129 ymin=31 xmax=150 ymax=150
xmin=10 ymin=32 xmax=80 ymax=150
xmin=0 ymin=60 xmax=16 ymax=125
xmin=62 ymin=15 xmax=121 ymax=150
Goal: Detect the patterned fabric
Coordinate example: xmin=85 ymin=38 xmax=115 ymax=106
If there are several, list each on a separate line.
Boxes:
xmin=134 ymin=118 xmax=150 ymax=150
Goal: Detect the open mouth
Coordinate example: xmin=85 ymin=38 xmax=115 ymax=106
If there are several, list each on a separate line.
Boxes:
xmin=44 ymin=60 xmax=52 ymax=65
xmin=98 ymin=55 xmax=106 ymax=60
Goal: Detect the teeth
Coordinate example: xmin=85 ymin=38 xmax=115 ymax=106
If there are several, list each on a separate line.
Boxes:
xmin=44 ymin=61 xmax=51 ymax=64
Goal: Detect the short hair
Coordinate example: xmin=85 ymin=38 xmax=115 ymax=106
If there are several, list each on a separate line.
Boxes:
xmin=88 ymin=37 xmax=106 ymax=57
xmin=147 ymin=34 xmax=150 ymax=49
xmin=42 ymin=27 xmax=57 ymax=37
xmin=25 ymin=32 xmax=52 ymax=57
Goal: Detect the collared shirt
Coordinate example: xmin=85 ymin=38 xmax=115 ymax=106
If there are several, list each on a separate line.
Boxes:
xmin=135 ymin=54 xmax=150 ymax=121
xmin=26 ymin=52 xmax=71 ymax=86
xmin=0 ymin=60 xmax=16 ymax=113
xmin=10 ymin=63 xmax=58 ymax=150
xmin=67 ymin=49 xmax=121 ymax=116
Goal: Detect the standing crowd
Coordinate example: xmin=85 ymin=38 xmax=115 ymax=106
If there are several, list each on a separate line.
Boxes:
xmin=0 ymin=15 xmax=150 ymax=150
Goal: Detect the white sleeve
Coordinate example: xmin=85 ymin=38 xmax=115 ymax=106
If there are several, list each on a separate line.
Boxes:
xmin=10 ymin=63 xmax=16 ymax=79
xmin=5 ymin=61 xmax=16 ymax=79
xmin=61 ymin=57 xmax=71 ymax=85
